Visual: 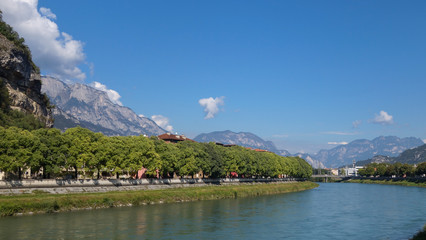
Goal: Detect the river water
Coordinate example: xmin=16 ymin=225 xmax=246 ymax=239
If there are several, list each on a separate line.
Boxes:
xmin=0 ymin=183 xmax=425 ymax=239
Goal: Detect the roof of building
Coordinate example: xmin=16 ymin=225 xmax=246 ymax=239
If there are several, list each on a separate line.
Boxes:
xmin=254 ymin=149 xmax=269 ymax=152
xmin=157 ymin=133 xmax=195 ymax=142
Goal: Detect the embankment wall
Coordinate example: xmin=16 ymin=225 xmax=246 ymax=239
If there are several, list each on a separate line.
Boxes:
xmin=0 ymin=178 xmax=302 ymax=195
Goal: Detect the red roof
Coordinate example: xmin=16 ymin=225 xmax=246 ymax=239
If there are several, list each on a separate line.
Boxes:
xmin=158 ymin=133 xmax=195 ymax=142
xmin=254 ymin=149 xmax=269 ymax=152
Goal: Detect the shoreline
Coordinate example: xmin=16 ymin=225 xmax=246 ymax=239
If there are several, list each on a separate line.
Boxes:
xmin=0 ymin=181 xmax=318 ymax=217
xmin=344 ymin=179 xmax=426 ymax=187
xmin=0 ymin=177 xmax=303 ymax=195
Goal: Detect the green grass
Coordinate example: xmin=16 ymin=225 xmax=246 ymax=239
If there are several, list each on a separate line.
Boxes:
xmin=0 ymin=182 xmax=318 ymax=217
xmin=345 ymin=179 xmax=426 ymax=187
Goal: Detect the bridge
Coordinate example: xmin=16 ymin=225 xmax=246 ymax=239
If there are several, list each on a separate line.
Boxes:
xmin=310 ymin=175 xmax=353 ymax=182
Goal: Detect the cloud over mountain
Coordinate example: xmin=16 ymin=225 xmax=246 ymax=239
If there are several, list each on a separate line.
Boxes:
xmin=90 ymin=82 xmax=122 ymax=106
xmin=199 ymin=96 xmax=225 ymax=119
xmin=371 ymin=110 xmax=394 ymax=125
xmin=0 ymin=0 xmax=87 ymax=81
xmin=151 ymin=115 xmax=173 ymax=132
xmin=328 ymin=142 xmax=348 ymax=145
xmin=352 ymin=120 xmax=362 ymax=129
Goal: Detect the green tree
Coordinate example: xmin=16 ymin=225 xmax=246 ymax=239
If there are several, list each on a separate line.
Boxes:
xmin=31 ymin=128 xmax=67 ymax=178
xmin=400 ymin=163 xmax=414 ymax=177
xmin=176 ymin=142 xmax=199 ymax=178
xmin=152 ymin=137 xmax=179 ymax=178
xmin=415 ymin=162 xmax=426 ymax=175
xmin=203 ymin=143 xmax=225 ymax=178
xmin=0 ymin=127 xmax=34 ymax=179
xmin=63 ymin=127 xmax=102 ymax=179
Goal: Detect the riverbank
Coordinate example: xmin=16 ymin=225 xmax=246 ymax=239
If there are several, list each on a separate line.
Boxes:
xmin=411 ymin=225 xmax=426 ymax=240
xmin=344 ymin=179 xmax=426 ymax=187
xmin=0 ymin=181 xmax=318 ymax=217
xmin=0 ymin=177 xmax=303 ymax=195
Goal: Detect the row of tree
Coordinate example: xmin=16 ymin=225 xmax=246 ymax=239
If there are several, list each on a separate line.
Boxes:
xmin=0 ymin=126 xmax=313 ymax=180
xmin=357 ymin=162 xmax=426 ymax=177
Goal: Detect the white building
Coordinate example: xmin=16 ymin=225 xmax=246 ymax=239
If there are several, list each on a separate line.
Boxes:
xmin=344 ymin=166 xmax=363 ymax=176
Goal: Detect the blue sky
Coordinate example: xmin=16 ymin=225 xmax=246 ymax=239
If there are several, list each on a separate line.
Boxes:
xmin=1 ymin=0 xmax=425 ymax=153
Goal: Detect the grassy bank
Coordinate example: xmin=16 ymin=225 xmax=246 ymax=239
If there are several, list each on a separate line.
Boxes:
xmin=0 ymin=181 xmax=318 ymax=217
xmin=345 ymin=179 xmax=426 ymax=187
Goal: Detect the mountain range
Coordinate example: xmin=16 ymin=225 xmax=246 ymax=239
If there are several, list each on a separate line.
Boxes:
xmin=194 ymin=130 xmax=280 ymax=152
xmin=41 ymin=76 xmax=166 ymax=136
xmin=309 ymin=136 xmax=424 ymax=168
xmin=356 ymin=144 xmax=426 ymax=166
xmin=41 ymin=77 xmax=425 ymax=168
xmin=194 ymin=131 xmax=424 ymax=168
xmin=193 ymin=130 xmax=326 ymax=167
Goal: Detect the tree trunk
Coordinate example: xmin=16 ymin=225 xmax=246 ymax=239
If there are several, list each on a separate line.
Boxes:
xmin=18 ymin=167 xmax=22 ymax=180
xmin=74 ymin=166 xmax=78 ymax=179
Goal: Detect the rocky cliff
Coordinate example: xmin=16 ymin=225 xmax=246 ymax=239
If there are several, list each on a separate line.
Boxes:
xmin=41 ymin=76 xmax=166 ymax=136
xmin=0 ymin=20 xmax=52 ymax=127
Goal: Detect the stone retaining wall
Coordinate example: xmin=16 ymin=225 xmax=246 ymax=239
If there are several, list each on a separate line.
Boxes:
xmin=0 ymin=178 xmax=300 ymax=195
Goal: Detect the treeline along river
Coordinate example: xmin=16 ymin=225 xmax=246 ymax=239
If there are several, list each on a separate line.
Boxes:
xmin=0 ymin=127 xmax=312 ymax=180
xmin=0 ymin=183 xmax=424 ymax=239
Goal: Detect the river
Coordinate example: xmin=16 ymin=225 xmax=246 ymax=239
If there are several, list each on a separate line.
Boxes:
xmin=0 ymin=183 xmax=425 ymax=239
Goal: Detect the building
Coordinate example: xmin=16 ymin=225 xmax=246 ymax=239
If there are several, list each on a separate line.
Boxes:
xmin=344 ymin=166 xmax=364 ymax=176
xmin=157 ymin=133 xmax=195 ymax=143
xmin=330 ymin=169 xmax=339 ymax=176
xmin=215 ymin=142 xmax=236 ymax=147
xmin=254 ymin=149 xmax=269 ymax=152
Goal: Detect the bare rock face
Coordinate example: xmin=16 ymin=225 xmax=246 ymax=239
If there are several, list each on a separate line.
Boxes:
xmin=42 ymin=76 xmax=166 ymax=136
xmin=0 ymin=34 xmax=53 ymax=127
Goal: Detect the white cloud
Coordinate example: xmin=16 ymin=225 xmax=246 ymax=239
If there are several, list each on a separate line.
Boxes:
xmin=198 ymin=96 xmax=225 ymax=119
xmin=352 ymin=120 xmax=362 ymax=129
xmin=90 ymin=82 xmax=123 ymax=106
xmin=39 ymin=7 xmax=56 ymax=19
xmin=423 ymin=139 xmax=426 ymax=144
xmin=371 ymin=110 xmax=394 ymax=125
xmin=328 ymin=142 xmax=348 ymax=145
xmin=0 ymin=0 xmax=86 ymax=81
xmin=151 ymin=115 xmax=173 ymax=132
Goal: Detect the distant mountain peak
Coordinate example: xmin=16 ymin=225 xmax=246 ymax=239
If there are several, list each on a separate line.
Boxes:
xmin=356 ymin=144 xmax=426 ymax=166
xmin=310 ymin=136 xmax=424 ymax=168
xmin=194 ymin=130 xmax=279 ymax=152
xmin=41 ymin=76 xmax=166 ymax=136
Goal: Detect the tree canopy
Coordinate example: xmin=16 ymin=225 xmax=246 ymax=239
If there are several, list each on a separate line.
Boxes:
xmin=357 ymin=162 xmax=425 ymax=177
xmin=0 ymin=126 xmax=313 ymax=180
